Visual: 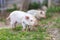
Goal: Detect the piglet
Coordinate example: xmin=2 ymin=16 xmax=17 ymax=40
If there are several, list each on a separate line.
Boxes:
xmin=7 ymin=11 xmax=38 ymax=31
xmin=27 ymin=9 xmax=46 ymax=20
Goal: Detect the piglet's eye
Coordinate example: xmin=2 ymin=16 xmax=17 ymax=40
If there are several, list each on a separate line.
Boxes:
xmin=40 ymin=12 xmax=42 ymax=14
xmin=31 ymin=20 xmax=33 ymax=22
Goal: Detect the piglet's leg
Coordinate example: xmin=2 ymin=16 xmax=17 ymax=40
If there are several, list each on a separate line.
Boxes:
xmin=22 ymin=23 xmax=26 ymax=32
xmin=28 ymin=25 xmax=31 ymax=31
xmin=10 ymin=22 xmax=14 ymax=28
xmin=10 ymin=21 xmax=17 ymax=29
xmin=10 ymin=23 xmax=15 ymax=31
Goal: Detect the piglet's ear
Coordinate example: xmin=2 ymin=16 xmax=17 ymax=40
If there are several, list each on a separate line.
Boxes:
xmin=25 ymin=16 xmax=29 ymax=20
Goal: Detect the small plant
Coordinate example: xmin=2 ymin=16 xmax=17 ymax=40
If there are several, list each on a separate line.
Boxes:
xmin=46 ymin=6 xmax=60 ymax=18
xmin=28 ymin=2 xmax=41 ymax=10
xmin=42 ymin=0 xmax=48 ymax=6
xmin=6 ymin=4 xmax=18 ymax=12
xmin=47 ymin=6 xmax=60 ymax=13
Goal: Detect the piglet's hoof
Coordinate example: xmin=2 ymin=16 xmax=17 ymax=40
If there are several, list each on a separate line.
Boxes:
xmin=28 ymin=28 xmax=31 ymax=31
xmin=22 ymin=29 xmax=26 ymax=32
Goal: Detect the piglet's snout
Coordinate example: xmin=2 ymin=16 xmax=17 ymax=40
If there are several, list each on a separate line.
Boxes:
xmin=34 ymin=21 xmax=38 ymax=27
xmin=34 ymin=24 xmax=38 ymax=27
xmin=44 ymin=16 xmax=46 ymax=18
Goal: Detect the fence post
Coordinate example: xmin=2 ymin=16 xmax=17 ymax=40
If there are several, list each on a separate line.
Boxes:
xmin=21 ymin=0 xmax=30 ymax=11
xmin=48 ymin=0 xmax=51 ymax=8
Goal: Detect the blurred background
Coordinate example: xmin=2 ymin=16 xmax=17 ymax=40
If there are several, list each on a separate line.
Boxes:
xmin=0 ymin=0 xmax=60 ymax=40
xmin=0 ymin=0 xmax=60 ymax=18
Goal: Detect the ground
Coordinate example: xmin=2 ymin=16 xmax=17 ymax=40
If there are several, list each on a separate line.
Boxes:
xmin=0 ymin=13 xmax=60 ymax=40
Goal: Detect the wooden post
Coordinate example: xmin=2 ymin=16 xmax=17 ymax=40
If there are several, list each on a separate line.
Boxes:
xmin=21 ymin=0 xmax=30 ymax=11
xmin=48 ymin=0 xmax=51 ymax=8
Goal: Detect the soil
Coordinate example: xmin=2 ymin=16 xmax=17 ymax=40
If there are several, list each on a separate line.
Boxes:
xmin=0 ymin=22 xmax=12 ymax=29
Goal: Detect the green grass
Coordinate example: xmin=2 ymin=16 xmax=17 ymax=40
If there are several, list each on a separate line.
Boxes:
xmin=47 ymin=6 xmax=60 ymax=13
xmin=0 ymin=26 xmax=48 ymax=40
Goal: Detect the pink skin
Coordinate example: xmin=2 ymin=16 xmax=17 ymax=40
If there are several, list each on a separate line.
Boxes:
xmin=7 ymin=11 xmax=38 ymax=31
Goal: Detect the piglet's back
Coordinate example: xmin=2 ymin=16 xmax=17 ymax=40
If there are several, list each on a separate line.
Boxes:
xmin=9 ymin=11 xmax=35 ymax=20
xmin=9 ymin=11 xmax=26 ymax=18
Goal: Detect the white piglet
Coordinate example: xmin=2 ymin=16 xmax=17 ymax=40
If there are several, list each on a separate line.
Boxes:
xmin=7 ymin=11 xmax=38 ymax=31
xmin=27 ymin=9 xmax=46 ymax=20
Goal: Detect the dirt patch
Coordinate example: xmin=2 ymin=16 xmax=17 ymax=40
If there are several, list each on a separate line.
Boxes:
xmin=0 ymin=22 xmax=12 ymax=29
